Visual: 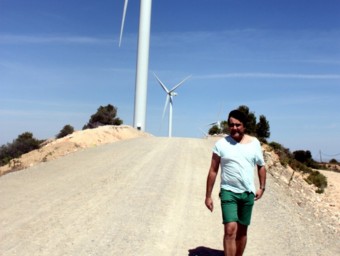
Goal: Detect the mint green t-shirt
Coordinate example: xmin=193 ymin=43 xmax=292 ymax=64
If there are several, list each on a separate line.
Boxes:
xmin=213 ymin=136 xmax=265 ymax=194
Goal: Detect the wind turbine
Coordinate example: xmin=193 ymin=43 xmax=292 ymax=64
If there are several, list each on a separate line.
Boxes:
xmin=119 ymin=0 xmax=152 ymax=131
xmin=207 ymin=104 xmax=224 ymax=132
xmin=208 ymin=120 xmax=221 ymax=129
xmin=153 ymin=73 xmax=191 ymax=137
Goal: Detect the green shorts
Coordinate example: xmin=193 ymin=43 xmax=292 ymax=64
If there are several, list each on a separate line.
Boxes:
xmin=220 ymin=189 xmax=255 ymax=226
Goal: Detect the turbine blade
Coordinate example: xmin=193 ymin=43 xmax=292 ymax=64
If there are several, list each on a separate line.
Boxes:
xmin=208 ymin=121 xmax=218 ymax=126
xmin=162 ymin=95 xmax=170 ymax=121
xmin=169 ymin=75 xmax=192 ymax=92
xmin=119 ymin=0 xmax=129 ymax=47
xmin=199 ymin=128 xmax=208 ymax=137
xmin=153 ymin=72 xmax=169 ymax=93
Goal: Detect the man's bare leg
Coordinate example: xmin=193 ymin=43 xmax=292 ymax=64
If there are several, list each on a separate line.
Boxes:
xmin=224 ymin=222 xmax=238 ymax=256
xmin=235 ymin=223 xmax=248 ymax=256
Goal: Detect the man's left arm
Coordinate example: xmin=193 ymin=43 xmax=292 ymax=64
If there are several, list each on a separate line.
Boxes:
xmin=255 ymin=165 xmax=266 ymax=200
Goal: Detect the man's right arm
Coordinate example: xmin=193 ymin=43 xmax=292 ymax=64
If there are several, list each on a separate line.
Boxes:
xmin=205 ymin=153 xmax=220 ymax=212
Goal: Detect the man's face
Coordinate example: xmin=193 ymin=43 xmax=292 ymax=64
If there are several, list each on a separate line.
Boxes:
xmin=228 ymin=117 xmax=245 ymax=142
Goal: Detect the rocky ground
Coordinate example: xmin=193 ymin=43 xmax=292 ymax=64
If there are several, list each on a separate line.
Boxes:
xmin=264 ymin=146 xmax=340 ymax=234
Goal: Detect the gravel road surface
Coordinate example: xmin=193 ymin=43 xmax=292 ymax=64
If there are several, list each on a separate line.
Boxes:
xmin=1 ymin=137 xmax=339 ymax=255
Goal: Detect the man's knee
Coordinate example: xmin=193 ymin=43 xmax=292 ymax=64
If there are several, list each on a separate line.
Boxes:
xmin=224 ymin=222 xmax=238 ymax=239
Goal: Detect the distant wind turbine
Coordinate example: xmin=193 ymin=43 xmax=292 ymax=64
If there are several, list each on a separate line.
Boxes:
xmin=208 ymin=120 xmax=221 ymax=129
xmin=208 ymin=103 xmax=224 ymax=130
xmin=153 ymin=73 xmax=191 ymax=137
xmin=119 ymin=0 xmax=152 ymax=131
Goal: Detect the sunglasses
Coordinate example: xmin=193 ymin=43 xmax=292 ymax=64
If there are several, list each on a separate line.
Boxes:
xmin=229 ymin=123 xmax=242 ymax=128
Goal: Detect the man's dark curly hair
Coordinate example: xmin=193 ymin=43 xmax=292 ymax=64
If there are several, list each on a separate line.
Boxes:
xmin=228 ymin=109 xmax=247 ymax=126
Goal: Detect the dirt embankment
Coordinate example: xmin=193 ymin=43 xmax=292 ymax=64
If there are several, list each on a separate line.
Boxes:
xmin=263 ymin=146 xmax=340 ymax=234
xmin=0 ymin=125 xmax=152 ymax=176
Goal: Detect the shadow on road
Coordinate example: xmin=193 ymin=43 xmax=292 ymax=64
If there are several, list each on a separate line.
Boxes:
xmin=188 ymin=246 xmax=224 ymax=256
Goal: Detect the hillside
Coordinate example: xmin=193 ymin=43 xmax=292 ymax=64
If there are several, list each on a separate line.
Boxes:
xmin=0 ymin=125 xmax=152 ymax=176
xmin=263 ymin=145 xmax=340 ymax=234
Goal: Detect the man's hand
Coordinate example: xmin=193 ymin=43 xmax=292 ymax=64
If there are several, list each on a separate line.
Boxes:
xmin=205 ymin=197 xmax=214 ymax=212
xmin=255 ymin=188 xmax=265 ymax=201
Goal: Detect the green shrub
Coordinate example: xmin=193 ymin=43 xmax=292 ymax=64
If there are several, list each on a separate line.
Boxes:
xmin=83 ymin=104 xmax=123 ymax=129
xmin=268 ymin=141 xmax=327 ymax=193
xmin=289 ymin=159 xmax=312 ymax=174
xmin=56 ymin=125 xmax=74 ymax=139
xmin=0 ymin=132 xmax=43 ymax=166
xmin=269 ymin=141 xmax=285 ymax=152
xmin=269 ymin=141 xmax=292 ymax=167
xmin=329 ymin=158 xmax=338 ymax=164
xmin=293 ymin=150 xmax=321 ymax=169
xmin=305 ymin=170 xmax=328 ymax=193
xmin=208 ymin=125 xmax=221 ymax=135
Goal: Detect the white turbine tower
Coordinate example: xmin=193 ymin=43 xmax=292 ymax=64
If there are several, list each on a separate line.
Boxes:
xmin=119 ymin=0 xmax=152 ymax=131
xmin=154 ymin=73 xmax=191 ymax=137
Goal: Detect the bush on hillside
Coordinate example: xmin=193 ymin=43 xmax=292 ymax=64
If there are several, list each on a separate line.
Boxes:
xmin=305 ymin=170 xmax=328 ymax=193
xmin=268 ymin=141 xmax=327 ymax=193
xmin=293 ymin=150 xmax=321 ymax=169
xmin=208 ymin=125 xmax=221 ymax=135
xmin=289 ymin=159 xmax=312 ymax=174
xmin=256 ymin=115 xmax=270 ymax=143
xmin=208 ymin=121 xmax=229 ymax=135
xmin=83 ymin=104 xmax=123 ymax=129
xmin=268 ymin=141 xmax=283 ymax=151
xmin=0 ymin=132 xmax=42 ymax=166
xmin=329 ymin=158 xmax=338 ymax=164
xmin=268 ymin=141 xmax=292 ymax=167
xmin=56 ymin=125 xmax=74 ymax=139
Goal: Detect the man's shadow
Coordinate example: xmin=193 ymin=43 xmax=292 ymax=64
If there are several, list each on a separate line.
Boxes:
xmin=188 ymin=246 xmax=224 ymax=256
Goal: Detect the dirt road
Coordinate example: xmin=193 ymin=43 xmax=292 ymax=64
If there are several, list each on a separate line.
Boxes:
xmin=1 ymin=137 xmax=339 ymax=255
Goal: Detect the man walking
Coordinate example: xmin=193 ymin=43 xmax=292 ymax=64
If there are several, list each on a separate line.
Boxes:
xmin=205 ymin=109 xmax=266 ymax=256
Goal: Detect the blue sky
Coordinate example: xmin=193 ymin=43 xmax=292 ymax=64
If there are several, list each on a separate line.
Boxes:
xmin=1 ymin=0 xmax=339 ymax=161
